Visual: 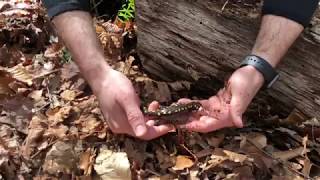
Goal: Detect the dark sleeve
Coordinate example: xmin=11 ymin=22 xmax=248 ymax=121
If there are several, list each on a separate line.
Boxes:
xmin=262 ymin=0 xmax=319 ymax=27
xmin=42 ymin=0 xmax=91 ymax=19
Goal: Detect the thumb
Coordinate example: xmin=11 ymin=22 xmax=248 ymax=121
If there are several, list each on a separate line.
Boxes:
xmin=230 ymin=96 xmax=244 ymax=128
xmin=118 ymin=95 xmax=147 ymax=137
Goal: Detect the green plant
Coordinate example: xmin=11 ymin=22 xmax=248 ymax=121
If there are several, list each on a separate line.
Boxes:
xmin=117 ymin=0 xmax=135 ymax=22
xmin=59 ymin=47 xmax=72 ymax=63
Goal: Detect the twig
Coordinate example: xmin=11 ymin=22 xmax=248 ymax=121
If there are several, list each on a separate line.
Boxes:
xmin=221 ymin=0 xmax=229 ymax=12
xmin=30 ymin=139 xmax=57 ymax=159
xmin=33 ymin=69 xmax=60 ymax=80
xmin=32 ymin=102 xmax=51 ymax=113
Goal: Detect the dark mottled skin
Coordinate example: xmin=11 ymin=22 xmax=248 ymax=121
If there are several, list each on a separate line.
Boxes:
xmin=143 ymin=102 xmax=202 ymax=125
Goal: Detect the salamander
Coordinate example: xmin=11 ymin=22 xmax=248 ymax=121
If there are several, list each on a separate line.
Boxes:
xmin=143 ymin=102 xmax=202 ymax=125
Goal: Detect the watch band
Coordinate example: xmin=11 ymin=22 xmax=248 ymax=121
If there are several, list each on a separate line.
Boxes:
xmin=240 ymin=55 xmax=280 ymax=89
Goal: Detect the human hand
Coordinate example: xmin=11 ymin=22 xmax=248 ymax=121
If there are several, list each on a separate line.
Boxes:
xmin=178 ymin=66 xmax=265 ymax=132
xmin=94 ymin=69 xmax=174 ymax=140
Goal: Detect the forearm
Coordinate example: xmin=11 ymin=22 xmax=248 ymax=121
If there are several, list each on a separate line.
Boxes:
xmin=251 ymin=15 xmax=303 ymax=68
xmin=52 ymin=11 xmax=110 ymax=93
xmin=251 ymin=0 xmax=319 ymax=68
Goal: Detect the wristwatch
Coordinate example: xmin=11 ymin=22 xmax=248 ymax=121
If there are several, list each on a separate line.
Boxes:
xmin=239 ymin=55 xmax=280 ymax=89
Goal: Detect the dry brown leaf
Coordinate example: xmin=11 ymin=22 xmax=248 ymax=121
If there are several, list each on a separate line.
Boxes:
xmin=0 ymin=95 xmax=33 ymax=134
xmin=60 ymin=90 xmax=77 ymax=101
xmin=302 ymin=135 xmax=308 ymax=155
xmin=302 ymin=158 xmax=312 ymax=177
xmin=79 ymin=148 xmax=96 ymax=176
xmin=281 ymin=108 xmax=308 ymax=126
xmin=4 ymin=64 xmax=33 ymax=86
xmin=207 ymin=154 xmax=227 ymax=170
xmin=0 ymin=76 xmax=14 ymax=95
xmin=223 ymin=150 xmax=251 ymax=164
xmin=172 ymin=155 xmax=194 ymax=171
xmin=245 ymin=133 xmax=267 ymax=149
xmin=124 ymin=139 xmax=147 ymax=166
xmin=47 ymin=106 xmax=73 ymax=126
xmin=44 ymin=125 xmax=68 ymax=139
xmin=22 ymin=128 xmax=44 ymax=158
xmin=43 ymin=141 xmax=78 ymax=175
xmin=273 ymin=147 xmax=308 ymax=161
xmin=189 ymin=169 xmax=200 ymax=180
xmin=75 ymin=114 xmax=101 ymax=134
xmin=206 ymin=134 xmax=225 ymax=148
xmin=44 ymin=43 xmax=64 ymax=58
xmin=28 ymin=90 xmax=43 ymax=102
xmin=233 ymin=166 xmax=255 ymax=180
xmin=155 ymin=148 xmax=175 ymax=170
xmin=22 ymin=114 xmax=46 ymax=158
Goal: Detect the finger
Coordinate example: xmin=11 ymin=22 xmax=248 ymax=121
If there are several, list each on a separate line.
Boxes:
xmin=180 ymin=116 xmax=233 ymax=133
xmin=146 ymin=119 xmax=156 ymax=126
xmin=141 ymin=124 xmax=176 ymax=140
xmin=148 ymin=101 xmax=160 ymax=111
xmin=117 ymin=95 xmax=147 ymax=137
xmin=177 ymin=98 xmax=193 ymax=104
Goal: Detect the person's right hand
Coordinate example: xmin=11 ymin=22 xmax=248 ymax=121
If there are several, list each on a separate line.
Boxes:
xmin=94 ymin=69 xmax=174 ymax=140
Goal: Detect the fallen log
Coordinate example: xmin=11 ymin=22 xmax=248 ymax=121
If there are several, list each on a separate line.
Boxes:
xmin=135 ymin=0 xmax=320 ymax=119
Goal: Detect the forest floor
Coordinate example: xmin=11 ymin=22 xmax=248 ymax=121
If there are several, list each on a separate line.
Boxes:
xmin=0 ymin=1 xmax=320 ymax=180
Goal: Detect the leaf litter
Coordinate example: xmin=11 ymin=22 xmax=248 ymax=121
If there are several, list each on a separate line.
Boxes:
xmin=0 ymin=0 xmax=319 ymax=180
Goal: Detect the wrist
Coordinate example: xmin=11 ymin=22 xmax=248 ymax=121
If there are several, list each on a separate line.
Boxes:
xmin=238 ymin=65 xmax=264 ymax=89
xmin=240 ymin=54 xmax=280 ymax=89
xmin=78 ymin=56 xmax=112 ymax=94
xmin=250 ymin=50 xmax=278 ymax=68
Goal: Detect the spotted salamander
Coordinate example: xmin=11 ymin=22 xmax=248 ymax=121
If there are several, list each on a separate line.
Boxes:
xmin=143 ymin=102 xmax=202 ymax=125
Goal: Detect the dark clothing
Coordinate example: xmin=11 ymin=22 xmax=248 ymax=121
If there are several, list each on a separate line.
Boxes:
xmin=262 ymin=0 xmax=319 ymax=27
xmin=43 ymin=0 xmax=319 ymax=27
xmin=43 ymin=0 xmax=90 ymax=19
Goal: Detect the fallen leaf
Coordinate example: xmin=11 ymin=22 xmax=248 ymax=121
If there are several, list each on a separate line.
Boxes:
xmin=155 ymin=148 xmax=175 ymax=170
xmin=206 ymin=133 xmax=225 ymax=148
xmin=172 ymin=155 xmax=194 ymax=171
xmin=79 ymin=148 xmax=96 ymax=176
xmin=0 ymin=76 xmax=14 ymax=95
xmin=223 ymin=150 xmax=251 ymax=164
xmin=47 ymin=106 xmax=73 ymax=126
xmin=233 ymin=166 xmax=255 ymax=180
xmin=43 ymin=141 xmax=78 ymax=175
xmin=75 ymin=114 xmax=101 ymax=134
xmin=302 ymin=158 xmax=312 ymax=177
xmin=60 ymin=90 xmax=77 ymax=101
xmin=44 ymin=125 xmax=68 ymax=139
xmin=189 ymin=169 xmax=200 ymax=180
xmin=94 ymin=147 xmax=131 ymax=180
xmin=273 ymin=147 xmax=307 ymax=161
xmin=23 ymin=115 xmax=51 ymax=158
xmin=245 ymin=132 xmax=267 ymax=149
xmin=302 ymin=135 xmax=308 ymax=155
xmin=28 ymin=90 xmax=43 ymax=102
xmin=3 ymin=64 xmax=33 ymax=86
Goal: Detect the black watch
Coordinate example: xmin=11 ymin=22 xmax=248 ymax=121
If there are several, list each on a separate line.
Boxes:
xmin=239 ymin=55 xmax=280 ymax=89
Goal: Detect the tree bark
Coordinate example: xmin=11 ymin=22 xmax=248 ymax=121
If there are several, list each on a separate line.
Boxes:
xmin=135 ymin=0 xmax=320 ymax=119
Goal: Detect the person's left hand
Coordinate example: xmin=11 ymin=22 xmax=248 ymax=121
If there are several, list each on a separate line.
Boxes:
xmin=177 ymin=65 xmax=265 ymax=133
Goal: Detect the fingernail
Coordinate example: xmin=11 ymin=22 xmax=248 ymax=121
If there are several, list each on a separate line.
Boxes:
xmin=135 ymin=125 xmax=146 ymax=136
